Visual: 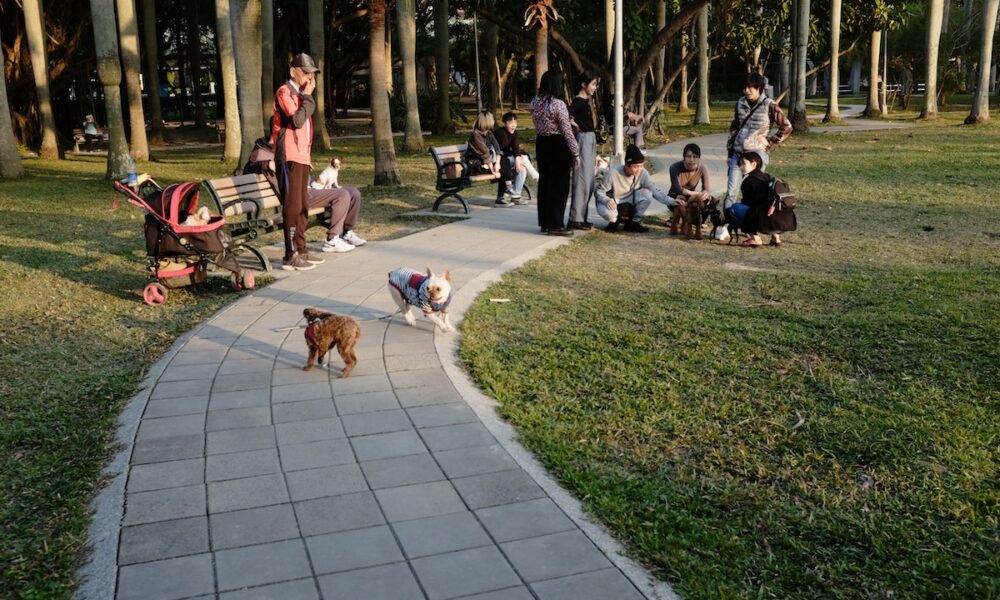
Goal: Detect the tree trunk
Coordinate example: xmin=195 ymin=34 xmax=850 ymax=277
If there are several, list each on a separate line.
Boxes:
xmin=966 ymin=0 xmax=1000 ymax=123
xmin=0 ymin=29 xmax=25 ymax=178
xmin=693 ymin=3 xmax=710 ymax=124
xmin=397 ymin=0 xmax=424 ymax=151
xmin=778 ymin=30 xmax=790 ymax=103
xmin=261 ymin=0 xmax=274 ymax=131
xmin=534 ymin=25 xmax=549 ymax=89
xmin=433 ymin=0 xmax=452 ymax=134
xmin=864 ymin=30 xmax=882 ymax=117
xmin=140 ymin=0 xmax=165 ymax=144
xmin=89 ymin=0 xmax=131 ymax=179
xmin=369 ymin=0 xmax=401 ymax=185
xmin=824 ymin=0 xmax=842 ymax=122
xmin=654 ymin=0 xmax=666 ymax=93
xmin=187 ymin=2 xmax=206 ymax=127
xmin=963 ymin=0 xmax=977 ymax=90
xmin=678 ymin=29 xmax=689 ymax=111
xmin=624 ymin=0 xmax=709 ymax=107
xmin=482 ymin=6 xmax=500 ymax=116
xmin=791 ymin=0 xmax=810 ymax=131
xmin=920 ymin=0 xmax=945 ymax=119
xmin=23 ymin=0 xmax=59 ymax=159
xmin=385 ymin=10 xmax=393 ymax=96
xmin=214 ymin=0 xmax=241 ymax=161
xmin=231 ymin=0 xmax=263 ymax=167
xmin=605 ymin=0 xmax=614 ymax=61
xmin=309 ymin=0 xmax=331 ymax=149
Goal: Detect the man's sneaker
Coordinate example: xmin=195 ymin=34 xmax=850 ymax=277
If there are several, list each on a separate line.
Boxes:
xmin=511 ymin=194 xmax=524 ymax=204
xmin=281 ymin=253 xmax=316 ymax=271
xmin=322 ymin=236 xmax=355 ymax=253
xmin=624 ymin=221 xmax=649 ymax=233
xmin=342 ymin=230 xmax=367 ymax=246
xmin=495 ymin=197 xmax=513 ymax=207
xmin=303 ymin=252 xmax=326 ymax=264
xmin=604 ymin=221 xmax=619 ymax=233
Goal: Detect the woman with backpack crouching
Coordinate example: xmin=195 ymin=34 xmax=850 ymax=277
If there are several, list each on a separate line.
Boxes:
xmin=727 ymin=151 xmax=788 ymax=247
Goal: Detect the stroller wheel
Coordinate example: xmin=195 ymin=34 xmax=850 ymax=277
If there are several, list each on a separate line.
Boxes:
xmin=143 ymin=282 xmax=168 ymax=306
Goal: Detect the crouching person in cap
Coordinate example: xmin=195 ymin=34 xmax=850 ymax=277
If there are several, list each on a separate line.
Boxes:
xmin=272 ymin=53 xmax=324 ymax=271
xmin=596 ymin=144 xmax=680 ymax=233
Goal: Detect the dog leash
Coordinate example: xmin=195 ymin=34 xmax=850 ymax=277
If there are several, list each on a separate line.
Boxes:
xmin=271 ymin=311 xmax=401 ymax=332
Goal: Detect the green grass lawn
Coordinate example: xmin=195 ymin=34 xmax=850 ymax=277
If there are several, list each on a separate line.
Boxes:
xmin=459 ymin=112 xmax=1000 ymax=599
xmin=0 ymin=135 xmax=464 ymax=598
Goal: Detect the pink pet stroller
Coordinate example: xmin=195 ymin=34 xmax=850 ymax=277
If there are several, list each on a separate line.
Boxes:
xmin=115 ymin=176 xmax=255 ymax=306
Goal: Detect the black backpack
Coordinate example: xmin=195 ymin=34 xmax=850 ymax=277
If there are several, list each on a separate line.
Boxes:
xmin=765 ymin=177 xmax=798 ymax=232
xmin=768 ymin=177 xmax=797 ymax=210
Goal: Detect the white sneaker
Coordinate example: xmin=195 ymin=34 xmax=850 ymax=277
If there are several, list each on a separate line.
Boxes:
xmin=342 ymin=230 xmax=367 ymax=246
xmin=322 ymin=236 xmax=355 ymax=253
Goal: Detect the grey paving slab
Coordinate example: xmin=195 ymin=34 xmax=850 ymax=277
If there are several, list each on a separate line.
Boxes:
xmin=433 ymin=445 xmax=517 ymax=479
xmin=116 ymin=553 xmax=214 ymax=600
xmin=396 ymin=385 xmax=464 ymax=408
xmin=344 ymin=358 xmax=388 ymax=377
xmin=150 ymin=378 xmax=214 ymax=400
xmin=475 ymin=498 xmax=575 ymax=543
xmin=169 ymin=350 xmax=225 ymax=367
xmin=275 ymin=417 xmax=345 ymax=445
xmin=272 ymin=398 xmax=337 ymax=424
xmin=217 ymin=358 xmax=274 ymax=376
xmin=205 ymin=448 xmax=281 ymax=482
xmin=207 ymin=473 xmax=289 ymax=513
xmin=419 ymin=423 xmax=496 ymax=451
xmin=215 ymin=539 xmax=313 ymax=591
xmin=316 ymin=562 xmax=424 ymax=600
xmin=272 ymin=366 xmax=328 ymax=386
xmin=278 ymin=438 xmax=355 ymax=471
xmin=392 ymin=511 xmax=491 ymax=559
xmin=360 ymin=453 xmax=445 ymax=490
xmin=383 ymin=341 xmax=436 ymax=357
xmin=118 ymin=516 xmax=209 ymax=565
xmin=330 ymin=373 xmax=393 ymax=395
xmin=206 ymin=406 xmax=272 ymax=432
xmin=143 ymin=396 xmax=209 ymax=419
xmin=351 ymin=430 xmax=427 ymax=461
xmin=270 ymin=380 xmax=331 ymax=403
xmin=127 ymin=458 xmax=204 ymax=492
xmin=389 ymin=368 xmax=449 ymax=389
xmin=136 ymin=414 xmax=205 ymax=441
xmin=385 ymin=353 xmax=441 ymax=372
xmin=213 ymin=371 xmax=271 ymax=393
xmin=122 ymin=484 xmax=206 ymax=525
xmin=219 ymin=578 xmax=320 ymax=600
xmin=334 ymin=390 xmax=400 ymax=415
xmin=225 ymin=345 xmax=280 ymax=361
xmin=374 ymin=481 xmax=466 ymax=523
xmin=294 ymin=491 xmax=385 ymax=536
xmin=501 ymin=531 xmax=611 ymax=583
xmin=183 ymin=336 xmax=238 ymax=351
xmin=286 ymin=463 xmax=368 ymax=501
xmin=451 ymin=470 xmax=545 ymax=510
xmin=410 ymin=545 xmax=521 ymax=600
xmin=130 ymin=433 xmax=205 ymax=464
xmin=529 ymin=568 xmax=645 ymax=600
xmin=206 ymin=425 xmax=276 ymax=454
xmin=341 ymin=408 xmax=413 ymax=437
xmin=407 ymin=403 xmax=479 ymax=428
xmin=210 ymin=503 xmax=300 ymax=550
xmin=458 ymin=588 xmax=535 ymax=600
xmin=208 ymin=388 xmax=271 ymax=411
xmin=306 ymin=524 xmax=404 ymax=574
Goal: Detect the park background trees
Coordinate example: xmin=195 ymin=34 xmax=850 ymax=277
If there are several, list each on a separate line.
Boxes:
xmin=1 ymin=0 xmax=999 ymax=181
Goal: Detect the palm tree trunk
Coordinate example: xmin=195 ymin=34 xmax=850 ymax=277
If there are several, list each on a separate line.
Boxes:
xmin=0 ymin=29 xmax=26 ymax=178
xmin=22 ymin=0 xmax=59 ymax=159
xmin=187 ymin=3 xmax=206 ymax=128
xmin=654 ymin=0 xmax=666 ymax=93
xmin=308 ymin=0 xmax=331 ymax=149
xmin=261 ymin=0 xmax=274 ymax=131
xmin=534 ymin=25 xmax=548 ymax=89
xmin=693 ymin=3 xmax=710 ymax=124
xmin=920 ymin=0 xmax=945 ymax=119
xmin=214 ymin=0 xmax=241 ymax=161
xmin=369 ymin=0 xmax=401 ymax=185
xmin=432 ymin=0 xmax=452 ymax=134
xmin=824 ymin=0 xmax=842 ymax=123
xmin=140 ymin=0 xmax=165 ymax=144
xmin=397 ymin=0 xmax=424 ymax=151
xmin=678 ymin=29 xmax=689 ymax=112
xmin=231 ymin=0 xmax=263 ymax=167
xmin=605 ymin=0 xmax=614 ymax=61
xmin=116 ymin=0 xmax=150 ymax=158
xmin=89 ymin=0 xmax=131 ymax=179
xmin=864 ymin=30 xmax=882 ymax=117
xmin=966 ymin=0 xmax=1000 ymax=123
xmin=791 ymin=0 xmax=810 ymax=132
xmin=482 ymin=4 xmax=499 ymax=116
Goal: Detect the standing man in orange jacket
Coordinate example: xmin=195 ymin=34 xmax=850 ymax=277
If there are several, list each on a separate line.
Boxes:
xmin=272 ymin=53 xmax=325 ymax=271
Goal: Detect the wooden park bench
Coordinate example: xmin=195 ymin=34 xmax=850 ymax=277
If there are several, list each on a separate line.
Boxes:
xmin=203 ymin=173 xmax=329 ymax=271
xmin=72 ymin=128 xmax=109 ymax=153
xmin=428 ymin=143 xmax=531 ymax=214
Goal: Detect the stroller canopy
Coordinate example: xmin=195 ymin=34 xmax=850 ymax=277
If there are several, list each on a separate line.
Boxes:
xmin=147 ymin=182 xmax=203 ymax=227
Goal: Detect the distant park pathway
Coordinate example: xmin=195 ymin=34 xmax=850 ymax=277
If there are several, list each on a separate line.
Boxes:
xmin=80 ymin=110 xmax=908 ymax=600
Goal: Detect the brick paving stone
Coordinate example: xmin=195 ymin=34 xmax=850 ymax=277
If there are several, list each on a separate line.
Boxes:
xmin=205 ymin=448 xmax=281 ymax=482
xmin=286 ymin=463 xmax=368 ymax=501
xmin=272 ymin=398 xmax=337 ymax=424
xmin=433 ymin=445 xmax=517 ymax=479
xmin=131 ymin=433 xmax=205 ymax=465
xmin=388 ymin=368 xmax=448 ymax=389
xmin=136 ymin=414 xmax=206 ymax=441
xmin=385 ymin=353 xmax=441 ymax=372
xmin=215 ymin=539 xmax=312 ymax=591
xmin=330 ymin=374 xmax=393 ymax=396
xmin=210 ymin=504 xmax=300 ymax=550
xmin=158 ymin=363 xmax=218 ymax=383
xmin=500 ymin=531 xmax=611 ymax=583
xmin=118 ymin=516 xmax=208 ymax=565
xmin=294 ymin=491 xmax=385 ymax=536
xmin=272 ymin=366 xmax=328 ymax=386
xmin=279 ymin=438 xmax=355 ymax=471
xmin=213 ymin=371 xmax=271 ymax=393
xmin=374 ymin=481 xmax=466 ymax=523
xmin=316 ymin=562 xmax=424 ymax=600
xmin=306 ymin=525 xmax=404 ymax=574
xmin=392 ymin=511 xmax=491 ymax=559
xmin=419 ymin=423 xmax=496 ymax=451
xmin=407 ymin=403 xmax=478 ymax=428
xmin=474 ymin=499 xmax=575 ymax=543
xmin=275 ymin=417 xmax=346 ymax=445
xmin=206 ymin=426 xmax=276 ymax=455
xmin=116 ymin=553 xmax=214 ymax=600
xmin=127 ymin=458 xmax=203 ymax=492
xmin=341 ymin=409 xmax=413 ymax=437
xmin=360 ymin=453 xmax=445 ymax=490
xmin=143 ymin=396 xmax=209 ymax=419
xmin=451 ymin=470 xmax=545 ymax=510
xmin=344 ymin=358 xmax=387 ymax=377
xmin=383 ymin=341 xmax=435 ymax=357
xmin=123 ymin=484 xmax=206 ymax=526
xmin=271 ymin=381 xmax=331 ymax=403
xmin=216 ymin=358 xmax=274 ymax=376
xmin=208 ymin=388 xmax=270 ymax=411
xmin=206 ymin=406 xmax=272 ymax=432
xmin=208 ymin=473 xmax=289 ymax=513
xmin=150 ymin=379 xmax=213 ymax=400
xmin=334 ymin=390 xmax=400 ymax=415
xmin=219 ymin=578 xmax=319 ymax=600
xmin=351 ymin=430 xmax=427 ymax=461
xmin=410 ymin=545 xmax=521 ymax=600
xmin=395 ymin=385 xmax=464 ymax=408
xmin=225 ymin=345 xmax=280 ymax=361
xmin=169 ymin=350 xmax=225 ymax=367
xmin=529 ymin=568 xmax=645 ymax=600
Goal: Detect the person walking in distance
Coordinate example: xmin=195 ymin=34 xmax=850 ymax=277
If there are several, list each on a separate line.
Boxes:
xmin=530 ymin=69 xmax=580 ymax=237
xmin=568 ymin=71 xmax=599 ymax=230
xmin=272 ymin=53 xmax=325 ymax=271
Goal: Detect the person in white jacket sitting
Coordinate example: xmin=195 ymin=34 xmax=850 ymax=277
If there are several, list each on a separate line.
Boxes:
xmin=596 ymin=144 xmax=681 ymax=233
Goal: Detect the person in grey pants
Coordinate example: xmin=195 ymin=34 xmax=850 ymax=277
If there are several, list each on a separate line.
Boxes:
xmin=568 ymin=71 xmax=599 ymax=230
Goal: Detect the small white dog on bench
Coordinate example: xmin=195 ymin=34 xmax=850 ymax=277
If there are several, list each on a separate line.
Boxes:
xmin=387 ymin=267 xmax=454 ymax=333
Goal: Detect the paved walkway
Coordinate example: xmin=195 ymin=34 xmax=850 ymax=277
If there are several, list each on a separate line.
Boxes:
xmin=81 ymin=112 xmax=907 ymax=600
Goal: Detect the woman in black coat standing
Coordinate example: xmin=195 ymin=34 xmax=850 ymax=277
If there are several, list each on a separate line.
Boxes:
xmin=529 ymin=70 xmax=580 ymax=237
